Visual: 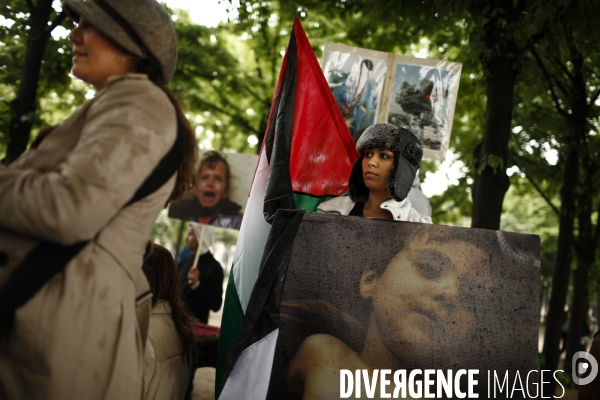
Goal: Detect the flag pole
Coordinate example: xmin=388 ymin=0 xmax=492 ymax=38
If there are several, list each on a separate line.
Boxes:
xmin=191 ymin=223 xmax=206 ymax=270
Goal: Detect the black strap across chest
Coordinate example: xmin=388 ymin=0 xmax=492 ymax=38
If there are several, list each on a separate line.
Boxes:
xmin=0 ymin=130 xmax=183 ymax=331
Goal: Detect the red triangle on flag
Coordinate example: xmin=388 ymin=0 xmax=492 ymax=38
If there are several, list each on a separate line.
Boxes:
xmin=288 ymin=18 xmax=357 ymax=197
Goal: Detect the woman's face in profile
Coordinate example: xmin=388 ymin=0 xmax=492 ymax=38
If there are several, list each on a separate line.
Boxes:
xmin=195 ymin=161 xmax=228 ymax=209
xmin=68 ymin=18 xmax=135 ymax=89
xmin=361 ymin=148 xmax=394 ymax=194
xmin=362 ymin=232 xmax=490 ymax=356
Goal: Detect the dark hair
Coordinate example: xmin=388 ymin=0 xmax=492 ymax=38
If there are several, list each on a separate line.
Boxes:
xmin=197 ymin=151 xmax=232 ymax=194
xmin=142 ymin=242 xmax=198 ymax=368
xmin=135 ymin=55 xmax=198 ymax=203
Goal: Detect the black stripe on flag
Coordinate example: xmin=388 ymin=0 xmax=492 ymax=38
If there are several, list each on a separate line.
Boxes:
xmin=222 ymin=209 xmax=305 ymax=374
xmin=263 ymin=26 xmax=298 ymax=224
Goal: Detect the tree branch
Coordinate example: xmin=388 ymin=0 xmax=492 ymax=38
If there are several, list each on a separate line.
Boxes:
xmin=243 ymin=82 xmax=267 ymax=104
xmin=549 ymin=55 xmax=574 ymax=84
xmin=197 ymin=98 xmax=260 ymax=136
xmin=531 ymin=47 xmax=570 ymax=119
xmin=525 ymin=1 xmax=572 ymax=51
xmin=510 ymin=155 xmax=560 ymax=216
xmin=46 ymin=10 xmax=68 ymax=35
xmin=25 ymin=0 xmax=34 ymax=12
xmin=593 ymin=199 xmax=600 ymax=250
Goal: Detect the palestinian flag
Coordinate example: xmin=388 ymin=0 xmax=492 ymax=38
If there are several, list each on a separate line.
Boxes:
xmin=216 ymin=18 xmax=357 ymax=398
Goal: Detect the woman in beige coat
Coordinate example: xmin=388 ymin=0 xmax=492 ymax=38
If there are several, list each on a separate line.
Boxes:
xmin=0 ymin=0 xmax=197 ymax=399
xmin=142 ymin=243 xmax=198 ymax=400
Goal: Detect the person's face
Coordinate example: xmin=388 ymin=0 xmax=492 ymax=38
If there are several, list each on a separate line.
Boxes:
xmin=360 ymin=232 xmax=490 ymax=360
xmin=68 ymin=18 xmax=135 ymax=89
xmin=185 ymin=227 xmax=198 ymax=253
xmin=195 ymin=161 xmax=228 ymax=209
xmin=362 ymin=148 xmax=394 ymax=194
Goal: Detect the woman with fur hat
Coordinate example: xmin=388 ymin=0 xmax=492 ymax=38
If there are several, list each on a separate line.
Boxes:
xmin=0 ymin=0 xmax=197 ymax=398
xmin=318 ymin=123 xmax=432 ymax=223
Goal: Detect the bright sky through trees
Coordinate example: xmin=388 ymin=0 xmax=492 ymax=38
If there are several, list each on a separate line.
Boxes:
xmin=163 ymin=0 xmax=236 ymax=27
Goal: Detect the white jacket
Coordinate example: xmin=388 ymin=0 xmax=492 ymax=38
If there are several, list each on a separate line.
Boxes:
xmin=143 ymin=301 xmax=193 ymax=400
xmin=317 ymin=196 xmax=432 ymax=223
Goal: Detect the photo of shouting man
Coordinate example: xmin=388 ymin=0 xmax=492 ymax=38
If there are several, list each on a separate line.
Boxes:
xmin=169 ymin=151 xmax=244 ymax=229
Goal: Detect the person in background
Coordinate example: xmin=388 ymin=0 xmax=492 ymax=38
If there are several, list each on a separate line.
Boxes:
xmin=0 ymin=0 xmax=197 ymax=398
xmin=142 ymin=243 xmax=197 ymax=400
xmin=169 ymin=151 xmax=244 ymax=229
xmin=177 ymin=223 xmax=224 ymax=324
xmin=177 ymin=223 xmax=224 ymax=400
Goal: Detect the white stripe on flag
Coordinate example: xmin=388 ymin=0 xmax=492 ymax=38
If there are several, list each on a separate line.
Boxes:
xmin=232 ymin=149 xmax=272 ymax=312
xmin=219 ymin=329 xmax=280 ymax=399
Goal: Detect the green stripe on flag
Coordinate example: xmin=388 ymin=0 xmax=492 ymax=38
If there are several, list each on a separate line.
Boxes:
xmin=216 ymin=264 xmax=244 ymax=398
xmin=293 ymin=192 xmax=345 ymax=212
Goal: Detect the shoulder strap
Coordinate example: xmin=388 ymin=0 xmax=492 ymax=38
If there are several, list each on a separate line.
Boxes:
xmin=0 ymin=130 xmax=183 ymax=332
xmin=126 ymin=129 xmax=183 ymax=206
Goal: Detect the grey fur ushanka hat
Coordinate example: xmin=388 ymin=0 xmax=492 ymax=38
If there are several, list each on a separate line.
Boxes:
xmin=62 ymin=0 xmax=177 ymax=85
xmin=349 ymin=123 xmax=423 ymax=203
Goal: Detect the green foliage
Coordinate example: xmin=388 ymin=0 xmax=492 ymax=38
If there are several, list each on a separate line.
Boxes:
xmin=150 ymin=209 xmax=185 ymax=249
xmin=0 ymin=0 xmax=76 ymax=155
xmin=168 ymin=6 xmax=287 ymax=154
xmin=429 ymin=175 xmax=473 ymax=227
xmin=502 ymin=176 xmax=559 ymax=279
xmin=215 ymin=227 xmax=239 ymax=246
xmin=169 ymin=11 xmax=262 ymax=153
xmin=513 ymin=0 xmax=600 ymax=283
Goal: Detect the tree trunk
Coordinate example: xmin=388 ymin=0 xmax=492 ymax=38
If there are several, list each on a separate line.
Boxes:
xmin=563 ymin=48 xmax=595 ymax=374
xmin=541 ymin=143 xmax=577 ymax=394
xmin=565 ymin=258 xmax=590 ymax=374
xmin=567 ymin=194 xmax=592 ymax=371
xmin=471 ymin=60 xmax=513 ymax=229
xmin=596 ymin=285 xmax=600 ymax=334
xmin=3 ymin=1 xmax=55 ymax=165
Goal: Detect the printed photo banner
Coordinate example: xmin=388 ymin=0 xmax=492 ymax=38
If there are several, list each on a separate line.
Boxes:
xmin=221 ymin=211 xmax=540 ymax=399
xmin=322 ymin=43 xmax=462 ymax=160
xmin=168 ymin=150 xmax=258 ymax=230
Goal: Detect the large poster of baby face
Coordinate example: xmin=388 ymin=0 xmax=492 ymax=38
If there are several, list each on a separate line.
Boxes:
xmin=168 ymin=150 xmax=258 ymax=230
xmin=267 ymin=214 xmax=540 ymax=399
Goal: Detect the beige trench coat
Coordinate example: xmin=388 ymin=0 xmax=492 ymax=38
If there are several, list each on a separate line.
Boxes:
xmin=0 ymin=74 xmax=177 ymax=400
xmin=143 ymin=301 xmax=193 ymax=400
